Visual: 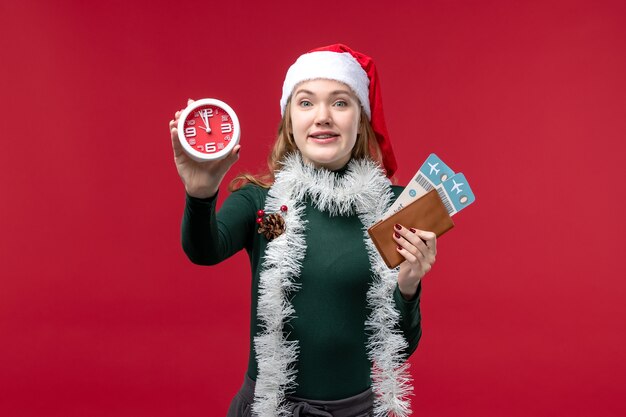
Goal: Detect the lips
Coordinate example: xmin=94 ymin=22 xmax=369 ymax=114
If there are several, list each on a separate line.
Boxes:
xmin=309 ymin=131 xmax=339 ymax=143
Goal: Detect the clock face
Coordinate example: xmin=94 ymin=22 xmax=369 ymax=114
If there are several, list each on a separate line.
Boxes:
xmin=177 ymin=99 xmax=240 ymax=161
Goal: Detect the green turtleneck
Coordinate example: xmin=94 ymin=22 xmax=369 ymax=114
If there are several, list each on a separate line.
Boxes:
xmin=182 ymin=180 xmax=422 ymax=400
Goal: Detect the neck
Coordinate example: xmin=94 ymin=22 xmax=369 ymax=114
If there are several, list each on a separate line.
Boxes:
xmin=299 ymin=154 xmax=352 ymax=172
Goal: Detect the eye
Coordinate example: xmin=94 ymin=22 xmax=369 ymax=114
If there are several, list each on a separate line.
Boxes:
xmin=299 ymin=100 xmax=313 ymax=107
xmin=333 ymin=100 xmax=348 ymax=107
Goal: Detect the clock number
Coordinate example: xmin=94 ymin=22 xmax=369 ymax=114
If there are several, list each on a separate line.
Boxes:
xmin=205 ymin=142 xmax=217 ymax=153
xmin=185 ymin=127 xmax=197 ymax=137
xmin=194 ymin=110 xmax=211 ymax=118
xmin=186 ymin=119 xmax=195 ymax=126
xmin=221 ymin=123 xmax=233 ymax=134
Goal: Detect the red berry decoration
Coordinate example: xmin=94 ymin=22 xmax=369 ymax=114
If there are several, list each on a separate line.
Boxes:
xmin=255 ymin=206 xmax=286 ymax=241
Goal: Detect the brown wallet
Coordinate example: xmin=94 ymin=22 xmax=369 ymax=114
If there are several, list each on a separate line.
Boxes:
xmin=367 ymin=189 xmax=454 ymax=268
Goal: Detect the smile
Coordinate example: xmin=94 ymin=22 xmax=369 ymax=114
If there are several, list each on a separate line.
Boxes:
xmin=309 ymin=132 xmax=339 ymax=143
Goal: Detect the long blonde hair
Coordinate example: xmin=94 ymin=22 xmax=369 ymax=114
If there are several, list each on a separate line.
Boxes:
xmin=229 ymin=100 xmax=386 ymax=191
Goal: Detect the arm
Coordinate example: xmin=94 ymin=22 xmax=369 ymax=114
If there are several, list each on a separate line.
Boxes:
xmin=182 ymin=185 xmax=262 ymax=265
xmin=170 ymin=99 xmax=256 ymax=265
xmin=393 ymin=226 xmax=436 ymax=358
xmin=393 ymin=282 xmax=422 ymax=358
xmin=387 ymin=186 xmax=430 ymax=357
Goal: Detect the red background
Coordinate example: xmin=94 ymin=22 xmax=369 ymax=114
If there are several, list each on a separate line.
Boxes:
xmin=1 ymin=1 xmax=625 ymax=416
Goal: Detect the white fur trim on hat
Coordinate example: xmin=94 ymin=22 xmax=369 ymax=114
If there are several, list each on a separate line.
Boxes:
xmin=280 ymin=51 xmax=371 ymax=119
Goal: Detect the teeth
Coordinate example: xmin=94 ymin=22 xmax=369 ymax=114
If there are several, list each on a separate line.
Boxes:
xmin=312 ymin=134 xmax=334 ymax=138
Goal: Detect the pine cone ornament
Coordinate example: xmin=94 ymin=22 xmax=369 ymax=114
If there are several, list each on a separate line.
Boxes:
xmin=256 ymin=207 xmax=287 ymax=241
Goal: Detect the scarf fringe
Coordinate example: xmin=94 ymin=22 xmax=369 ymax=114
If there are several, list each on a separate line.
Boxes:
xmin=253 ymin=154 xmax=413 ymax=417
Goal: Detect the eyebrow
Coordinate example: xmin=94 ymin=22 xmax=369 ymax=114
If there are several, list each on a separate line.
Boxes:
xmin=294 ymin=89 xmax=353 ymax=97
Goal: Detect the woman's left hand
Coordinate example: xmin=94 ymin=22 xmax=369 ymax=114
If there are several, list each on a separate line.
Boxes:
xmin=394 ymin=224 xmax=437 ymax=300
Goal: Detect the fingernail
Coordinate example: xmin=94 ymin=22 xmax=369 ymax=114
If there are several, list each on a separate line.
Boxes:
xmin=410 ymin=228 xmax=416 ymax=233
xmin=397 ymin=245 xmax=403 ymax=251
xmin=394 ymin=224 xmax=402 ymax=230
xmin=394 ymin=232 xmax=401 ymax=238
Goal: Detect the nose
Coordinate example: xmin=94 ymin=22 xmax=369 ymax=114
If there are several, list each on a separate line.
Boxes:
xmin=314 ymin=104 xmax=332 ymax=125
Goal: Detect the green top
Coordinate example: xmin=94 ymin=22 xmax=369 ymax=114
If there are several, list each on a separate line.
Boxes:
xmin=182 ymin=180 xmax=422 ymax=400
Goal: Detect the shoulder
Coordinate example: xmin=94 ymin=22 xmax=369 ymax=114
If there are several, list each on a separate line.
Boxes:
xmin=233 ymin=182 xmax=269 ymax=196
xmin=230 ymin=183 xmax=269 ymax=205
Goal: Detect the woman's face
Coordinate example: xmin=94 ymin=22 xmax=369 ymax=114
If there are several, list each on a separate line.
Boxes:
xmin=289 ymin=79 xmax=360 ymax=171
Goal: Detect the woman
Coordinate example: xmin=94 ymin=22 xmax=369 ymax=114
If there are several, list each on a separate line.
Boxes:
xmin=169 ymin=44 xmax=437 ymax=417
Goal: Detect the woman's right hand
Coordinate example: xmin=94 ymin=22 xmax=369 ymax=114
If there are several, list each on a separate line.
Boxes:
xmin=169 ymin=99 xmax=241 ymax=199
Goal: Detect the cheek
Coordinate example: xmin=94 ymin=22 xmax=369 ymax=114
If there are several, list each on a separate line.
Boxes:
xmin=289 ymin=111 xmax=308 ymax=134
xmin=289 ymin=118 xmax=307 ymax=149
xmin=349 ymin=115 xmax=360 ymax=138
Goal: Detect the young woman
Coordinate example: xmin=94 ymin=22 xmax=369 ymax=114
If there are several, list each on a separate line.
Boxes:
xmin=169 ymin=44 xmax=437 ymax=417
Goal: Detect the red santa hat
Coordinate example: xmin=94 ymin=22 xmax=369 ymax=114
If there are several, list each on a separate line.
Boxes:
xmin=280 ymin=44 xmax=398 ymax=177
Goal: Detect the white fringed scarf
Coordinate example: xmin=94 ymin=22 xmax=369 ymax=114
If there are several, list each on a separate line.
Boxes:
xmin=253 ymin=154 xmax=413 ymax=417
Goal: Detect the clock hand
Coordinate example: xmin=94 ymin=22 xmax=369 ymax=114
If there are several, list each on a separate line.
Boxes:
xmin=203 ymin=110 xmax=212 ymax=133
xmin=197 ymin=111 xmax=208 ymax=131
xmin=196 ymin=112 xmax=210 ymax=132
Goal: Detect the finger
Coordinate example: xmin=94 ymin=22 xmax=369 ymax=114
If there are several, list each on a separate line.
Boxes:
xmin=187 ymin=98 xmax=195 ymax=105
xmin=169 ymin=119 xmax=178 ymax=140
xmin=395 ymin=224 xmax=428 ymax=252
xmin=170 ymin=124 xmax=185 ymax=157
xmin=397 ymin=241 xmax=433 ymax=275
xmin=213 ymin=144 xmax=241 ymax=172
xmin=393 ymin=229 xmax=424 ymax=260
xmin=411 ymin=228 xmax=437 ymax=253
xmin=395 ymin=226 xmax=436 ymax=263
xmin=396 ymin=243 xmax=418 ymax=264
xmin=407 ymin=229 xmax=437 ymax=264
xmin=169 ymin=119 xmax=177 ymax=140
xmin=226 ymin=144 xmax=241 ymax=164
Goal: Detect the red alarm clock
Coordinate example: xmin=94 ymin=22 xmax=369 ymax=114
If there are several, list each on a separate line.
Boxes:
xmin=177 ymin=98 xmax=240 ymax=161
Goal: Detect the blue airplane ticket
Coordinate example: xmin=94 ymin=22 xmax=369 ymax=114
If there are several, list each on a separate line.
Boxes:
xmin=437 ymin=172 xmax=476 ymax=216
xmin=383 ymin=153 xmax=455 ymax=218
